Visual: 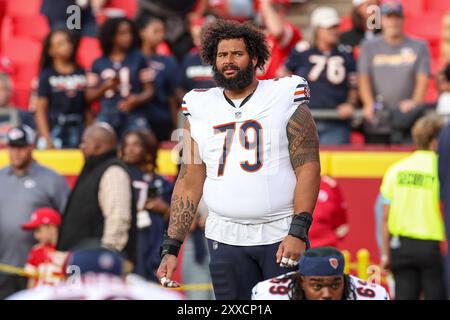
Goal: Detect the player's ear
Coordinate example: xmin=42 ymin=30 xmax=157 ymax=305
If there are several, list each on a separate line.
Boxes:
xmin=252 ymin=57 xmax=258 ymax=68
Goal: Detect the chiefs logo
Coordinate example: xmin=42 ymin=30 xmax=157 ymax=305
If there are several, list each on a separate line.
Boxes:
xmin=329 ymin=258 xmax=339 ymax=269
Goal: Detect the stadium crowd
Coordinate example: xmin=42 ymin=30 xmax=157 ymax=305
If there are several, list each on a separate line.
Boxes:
xmin=0 ymin=0 xmax=449 ymax=300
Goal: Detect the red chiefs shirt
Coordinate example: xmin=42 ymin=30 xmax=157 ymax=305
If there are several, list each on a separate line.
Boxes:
xmin=24 ymin=244 xmax=67 ymax=287
xmin=258 ymin=22 xmax=301 ymax=80
xmin=309 ymin=176 xmax=348 ymax=248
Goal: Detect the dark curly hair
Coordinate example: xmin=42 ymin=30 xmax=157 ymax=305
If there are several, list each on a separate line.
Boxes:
xmin=98 ymin=17 xmax=140 ymax=57
xmin=201 ymin=19 xmax=270 ymax=71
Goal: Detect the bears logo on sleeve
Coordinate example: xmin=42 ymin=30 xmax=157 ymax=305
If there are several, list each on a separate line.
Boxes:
xmin=294 ymin=80 xmax=310 ymax=104
xmin=181 ymin=100 xmax=191 ymax=117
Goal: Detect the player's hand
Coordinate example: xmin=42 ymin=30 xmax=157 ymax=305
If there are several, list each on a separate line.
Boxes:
xmin=156 ymin=254 xmax=180 ymax=288
xmin=363 ymin=105 xmax=374 ymax=122
xmin=399 ymin=99 xmax=416 ymax=113
xmin=337 ymin=103 xmax=354 ymax=120
xmin=276 ymin=235 xmax=306 ymax=268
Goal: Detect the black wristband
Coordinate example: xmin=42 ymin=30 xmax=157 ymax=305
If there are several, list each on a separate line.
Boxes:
xmin=159 ymin=233 xmax=183 ymax=258
xmin=288 ymin=212 xmax=313 ymax=242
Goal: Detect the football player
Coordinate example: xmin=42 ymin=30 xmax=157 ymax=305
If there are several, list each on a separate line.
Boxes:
xmin=252 ymin=246 xmax=390 ymax=300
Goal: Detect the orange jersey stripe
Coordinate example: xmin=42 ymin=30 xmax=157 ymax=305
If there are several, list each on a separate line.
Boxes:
xmin=295 ymin=90 xmax=305 ymax=95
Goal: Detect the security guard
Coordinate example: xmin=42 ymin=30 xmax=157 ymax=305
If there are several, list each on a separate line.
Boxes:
xmin=380 ymin=114 xmax=447 ymax=300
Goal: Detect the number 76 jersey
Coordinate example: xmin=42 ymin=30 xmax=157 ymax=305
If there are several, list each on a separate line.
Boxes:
xmin=182 ymin=75 xmax=310 ymax=225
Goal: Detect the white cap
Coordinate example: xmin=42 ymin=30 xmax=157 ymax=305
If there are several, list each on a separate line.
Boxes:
xmin=353 ymin=0 xmax=368 ymax=7
xmin=310 ymin=7 xmax=341 ymax=29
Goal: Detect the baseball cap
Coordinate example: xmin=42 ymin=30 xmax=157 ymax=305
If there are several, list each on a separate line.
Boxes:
xmin=21 ymin=207 xmax=61 ymax=230
xmin=299 ymin=247 xmax=345 ymax=277
xmin=65 ymin=247 xmax=124 ymax=277
xmin=7 ymin=125 xmax=35 ymax=147
xmin=310 ymin=7 xmax=341 ymax=29
xmin=381 ymin=1 xmax=404 ymax=16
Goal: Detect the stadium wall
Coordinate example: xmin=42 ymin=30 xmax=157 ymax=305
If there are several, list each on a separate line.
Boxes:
xmin=0 ymin=148 xmax=415 ymax=263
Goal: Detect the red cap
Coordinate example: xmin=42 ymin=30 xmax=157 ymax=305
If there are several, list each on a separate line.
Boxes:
xmin=21 ymin=208 xmax=61 ymax=230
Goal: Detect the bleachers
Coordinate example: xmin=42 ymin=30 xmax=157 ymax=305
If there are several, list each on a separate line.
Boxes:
xmin=0 ymin=0 xmax=447 ymax=113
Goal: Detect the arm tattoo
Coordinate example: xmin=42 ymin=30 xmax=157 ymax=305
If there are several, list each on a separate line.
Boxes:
xmin=287 ymin=103 xmax=320 ymax=169
xmin=167 ymin=195 xmax=197 ymax=241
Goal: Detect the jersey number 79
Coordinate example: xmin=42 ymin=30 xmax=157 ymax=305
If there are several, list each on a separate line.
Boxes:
xmin=214 ymin=120 xmax=263 ymax=176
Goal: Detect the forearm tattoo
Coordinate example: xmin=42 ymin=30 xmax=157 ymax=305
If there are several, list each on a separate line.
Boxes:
xmin=167 ymin=195 xmax=197 ymax=241
xmin=287 ymin=103 xmax=320 ymax=169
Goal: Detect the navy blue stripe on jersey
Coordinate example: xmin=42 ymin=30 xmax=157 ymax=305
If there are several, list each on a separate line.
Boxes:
xmin=294 ymin=97 xmax=307 ymax=103
xmin=183 ymin=112 xmax=191 ymax=117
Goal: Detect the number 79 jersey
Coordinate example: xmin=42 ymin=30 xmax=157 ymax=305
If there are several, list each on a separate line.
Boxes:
xmin=182 ymin=75 xmax=310 ymax=225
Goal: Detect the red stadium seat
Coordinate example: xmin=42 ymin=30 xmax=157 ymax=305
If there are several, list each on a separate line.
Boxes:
xmin=77 ymin=37 xmax=102 ymax=70
xmin=2 ymin=37 xmax=41 ymax=65
xmin=425 ymin=0 xmax=450 ymax=15
xmin=11 ymin=82 xmax=32 ymax=110
xmin=6 ymin=0 xmax=42 ymax=17
xmin=339 ymin=15 xmax=352 ymax=32
xmin=404 ymin=13 xmax=442 ymax=42
xmin=401 ymin=0 xmax=424 ymax=17
xmin=103 ymin=0 xmax=137 ymax=18
xmin=11 ymin=15 xmax=49 ymax=42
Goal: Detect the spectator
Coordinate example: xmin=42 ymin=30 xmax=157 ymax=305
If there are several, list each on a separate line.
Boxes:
xmin=436 ymin=64 xmax=450 ymax=119
xmin=340 ymin=0 xmax=381 ymax=58
xmin=380 ymin=114 xmax=447 ymax=300
xmin=120 ymin=129 xmax=172 ymax=282
xmin=438 ymin=116 xmax=450 ymax=295
xmin=257 ymin=0 xmax=301 ymax=80
xmin=138 ymin=16 xmax=179 ymax=141
xmin=177 ymin=16 xmax=215 ymax=99
xmin=358 ymin=2 xmax=431 ymax=144
xmin=0 ymin=73 xmax=35 ymax=134
xmin=21 ymin=208 xmax=66 ymax=288
xmin=35 ymin=29 xmax=90 ymax=149
xmin=86 ymin=17 xmax=153 ymax=137
xmin=40 ymin=0 xmax=100 ymax=38
xmin=57 ymin=123 xmax=137 ymax=264
xmin=283 ymin=7 xmax=358 ymax=145
xmin=135 ymin=0 xmax=208 ymax=61
xmin=309 ymin=176 xmax=348 ymax=248
xmin=0 ymin=126 xmax=69 ymax=299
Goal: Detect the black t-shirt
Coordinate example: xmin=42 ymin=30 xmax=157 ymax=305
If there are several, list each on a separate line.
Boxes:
xmin=37 ymin=66 xmax=87 ymax=121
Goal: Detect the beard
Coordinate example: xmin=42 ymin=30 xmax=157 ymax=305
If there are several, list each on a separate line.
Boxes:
xmin=213 ymin=62 xmax=255 ymax=91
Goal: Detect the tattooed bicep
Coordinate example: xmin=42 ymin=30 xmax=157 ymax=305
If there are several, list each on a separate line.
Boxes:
xmin=286 ymin=103 xmax=320 ymax=169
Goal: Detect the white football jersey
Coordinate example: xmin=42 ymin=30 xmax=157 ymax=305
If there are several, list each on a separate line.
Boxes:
xmin=251 ymin=272 xmax=390 ymax=300
xmin=182 ymin=76 xmax=310 ymax=245
xmin=7 ymin=274 xmax=182 ymax=300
